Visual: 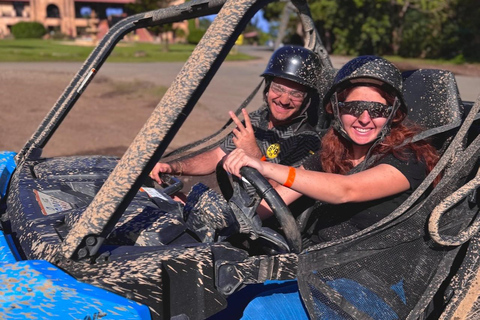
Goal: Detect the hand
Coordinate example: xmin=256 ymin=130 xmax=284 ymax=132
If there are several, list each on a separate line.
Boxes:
xmin=223 ymin=148 xmax=265 ymax=178
xmin=230 ymin=109 xmax=262 ymax=158
xmin=149 ymin=162 xmax=173 ymax=184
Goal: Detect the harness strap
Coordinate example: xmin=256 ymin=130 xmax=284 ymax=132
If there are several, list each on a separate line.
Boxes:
xmin=215 ymin=253 xmax=298 ymax=295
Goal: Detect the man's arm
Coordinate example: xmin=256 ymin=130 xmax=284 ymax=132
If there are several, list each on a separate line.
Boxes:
xmin=151 ymin=109 xmax=260 ymax=183
xmin=150 ymin=147 xmax=226 ymax=183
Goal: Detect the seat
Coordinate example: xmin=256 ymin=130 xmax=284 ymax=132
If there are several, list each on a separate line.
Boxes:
xmin=402 ymin=69 xmax=464 ymax=154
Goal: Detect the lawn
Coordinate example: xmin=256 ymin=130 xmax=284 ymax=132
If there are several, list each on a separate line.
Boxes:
xmin=0 ymin=39 xmax=254 ymax=62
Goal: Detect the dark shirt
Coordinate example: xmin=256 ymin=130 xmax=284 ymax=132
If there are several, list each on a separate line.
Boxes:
xmin=302 ymin=151 xmax=427 ymax=243
xmin=220 ymin=106 xmax=320 ymax=167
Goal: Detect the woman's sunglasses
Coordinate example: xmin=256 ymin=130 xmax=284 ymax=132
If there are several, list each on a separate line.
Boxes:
xmin=338 ymin=101 xmax=394 ymax=118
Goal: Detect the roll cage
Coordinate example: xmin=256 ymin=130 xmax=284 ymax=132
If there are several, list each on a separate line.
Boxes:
xmin=13 ymin=0 xmax=334 ymax=262
xmin=1 ymin=0 xmax=479 ymax=319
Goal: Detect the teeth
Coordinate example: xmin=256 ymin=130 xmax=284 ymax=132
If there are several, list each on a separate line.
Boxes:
xmin=355 ymin=128 xmax=370 ymax=133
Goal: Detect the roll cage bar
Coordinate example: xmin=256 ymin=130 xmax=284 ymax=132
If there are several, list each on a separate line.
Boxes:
xmin=12 ymin=0 xmax=334 ymax=262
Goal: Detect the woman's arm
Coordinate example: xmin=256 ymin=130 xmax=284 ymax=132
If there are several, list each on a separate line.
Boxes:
xmin=256 ymin=183 xmax=303 ymax=220
xmin=224 ymin=149 xmax=410 ymax=205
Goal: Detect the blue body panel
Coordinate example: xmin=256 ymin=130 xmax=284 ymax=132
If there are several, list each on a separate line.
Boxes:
xmin=0 ymin=151 xmax=16 ymax=199
xmin=0 ymin=230 xmax=152 ymax=319
xmin=0 ymin=151 xmax=152 ymax=319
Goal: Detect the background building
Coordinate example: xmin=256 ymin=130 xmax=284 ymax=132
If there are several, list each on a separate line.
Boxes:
xmin=0 ymin=0 xmax=186 ymax=41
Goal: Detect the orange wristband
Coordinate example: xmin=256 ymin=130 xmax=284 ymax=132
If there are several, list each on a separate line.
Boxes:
xmin=283 ymin=167 xmax=296 ymax=188
xmin=260 ymin=155 xmax=267 ymax=161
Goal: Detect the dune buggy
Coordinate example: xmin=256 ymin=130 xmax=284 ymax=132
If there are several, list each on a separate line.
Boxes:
xmin=0 ymin=0 xmax=479 ymax=319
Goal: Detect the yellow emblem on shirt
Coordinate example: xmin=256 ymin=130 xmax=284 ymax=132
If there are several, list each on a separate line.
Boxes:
xmin=266 ymin=143 xmax=281 ymax=159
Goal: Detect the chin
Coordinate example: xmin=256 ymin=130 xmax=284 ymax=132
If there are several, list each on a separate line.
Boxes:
xmin=350 ymin=134 xmax=377 ymax=145
xmin=272 ymin=115 xmax=291 ymax=123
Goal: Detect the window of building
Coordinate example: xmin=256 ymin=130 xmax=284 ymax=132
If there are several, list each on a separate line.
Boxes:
xmin=46 ymin=4 xmax=60 ymax=18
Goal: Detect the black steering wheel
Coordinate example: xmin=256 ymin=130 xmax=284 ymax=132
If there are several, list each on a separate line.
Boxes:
xmin=216 ymin=161 xmax=302 ymax=253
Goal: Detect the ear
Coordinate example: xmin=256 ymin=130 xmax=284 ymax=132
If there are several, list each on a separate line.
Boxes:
xmin=325 ymin=102 xmax=333 ymax=114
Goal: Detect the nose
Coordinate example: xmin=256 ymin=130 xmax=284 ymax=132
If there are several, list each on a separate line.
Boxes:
xmin=357 ymin=110 xmax=372 ymax=124
xmin=277 ymin=92 xmax=291 ymax=105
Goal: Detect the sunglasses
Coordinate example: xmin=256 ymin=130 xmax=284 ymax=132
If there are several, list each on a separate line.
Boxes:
xmin=338 ymin=101 xmax=394 ymax=118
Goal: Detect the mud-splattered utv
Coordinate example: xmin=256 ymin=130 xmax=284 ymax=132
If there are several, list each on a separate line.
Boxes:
xmin=0 ymin=0 xmax=479 ymax=319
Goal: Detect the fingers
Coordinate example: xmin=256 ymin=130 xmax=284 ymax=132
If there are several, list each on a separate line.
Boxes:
xmin=231 ymin=128 xmax=241 ymax=139
xmin=149 ymin=162 xmax=170 ymax=184
xmin=149 ymin=163 xmax=160 ymax=183
xmin=242 ymin=108 xmax=253 ymax=132
xmin=223 ymin=149 xmax=252 ymax=177
xmin=227 ymin=153 xmax=244 ymax=176
xmin=229 ymin=109 xmax=253 ymax=134
xmin=229 ymin=111 xmax=246 ymax=134
xmin=223 ymin=149 xmax=241 ymax=177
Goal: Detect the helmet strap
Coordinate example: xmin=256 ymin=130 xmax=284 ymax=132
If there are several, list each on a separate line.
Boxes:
xmin=299 ymin=92 xmax=312 ymax=116
xmin=376 ymin=97 xmax=400 ymax=141
xmin=331 ymin=92 xmax=355 ymax=144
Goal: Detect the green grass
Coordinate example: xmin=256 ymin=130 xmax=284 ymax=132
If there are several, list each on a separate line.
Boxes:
xmin=0 ymin=39 xmax=254 ymax=62
xmin=385 ymin=55 xmax=474 ymax=67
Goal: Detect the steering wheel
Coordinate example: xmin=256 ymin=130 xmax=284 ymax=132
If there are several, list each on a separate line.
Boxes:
xmin=216 ymin=161 xmax=302 ymax=253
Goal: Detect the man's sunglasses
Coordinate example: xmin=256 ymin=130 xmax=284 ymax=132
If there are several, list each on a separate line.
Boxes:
xmin=338 ymin=101 xmax=394 ymax=118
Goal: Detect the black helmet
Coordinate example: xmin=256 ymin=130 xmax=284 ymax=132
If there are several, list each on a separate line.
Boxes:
xmin=261 ymin=45 xmax=321 ymax=91
xmin=323 ymin=55 xmax=407 ymax=115
xmin=325 ymin=56 xmax=406 ymax=146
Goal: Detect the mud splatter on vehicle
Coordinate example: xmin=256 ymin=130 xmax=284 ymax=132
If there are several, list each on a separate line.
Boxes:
xmin=0 ymin=0 xmax=478 ymax=319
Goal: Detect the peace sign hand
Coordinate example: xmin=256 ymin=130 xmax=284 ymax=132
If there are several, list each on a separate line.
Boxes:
xmin=230 ymin=109 xmax=262 ymax=158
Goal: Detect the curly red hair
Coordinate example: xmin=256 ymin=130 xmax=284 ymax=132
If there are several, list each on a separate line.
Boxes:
xmin=320 ymin=108 xmax=440 ymax=184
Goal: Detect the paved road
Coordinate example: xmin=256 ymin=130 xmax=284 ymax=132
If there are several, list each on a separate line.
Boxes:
xmin=1 ymin=45 xmax=478 ymax=119
xmin=455 ymin=76 xmax=480 ymax=102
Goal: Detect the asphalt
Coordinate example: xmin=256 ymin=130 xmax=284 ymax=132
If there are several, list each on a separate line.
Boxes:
xmin=1 ymin=45 xmax=478 ymax=113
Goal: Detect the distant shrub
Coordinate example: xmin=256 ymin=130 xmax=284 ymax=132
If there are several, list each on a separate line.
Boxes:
xmin=11 ymin=22 xmax=47 ymax=39
xmin=187 ymin=29 xmax=205 ymax=45
xmin=451 ymin=54 xmax=466 ymax=65
xmin=175 ymin=28 xmax=186 ymax=38
xmin=48 ymin=27 xmax=70 ymax=40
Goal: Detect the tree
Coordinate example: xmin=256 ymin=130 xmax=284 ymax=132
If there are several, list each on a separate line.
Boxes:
xmin=308 ymin=0 xmax=462 ymax=59
xmin=454 ymin=0 xmax=480 ymax=61
xmin=263 ymin=2 xmax=304 ymax=46
xmin=243 ymin=12 xmax=270 ymax=45
xmin=265 ymin=0 xmax=476 ymax=61
xmin=126 ymin=0 xmax=176 ymax=51
xmin=389 ymin=0 xmax=458 ymax=58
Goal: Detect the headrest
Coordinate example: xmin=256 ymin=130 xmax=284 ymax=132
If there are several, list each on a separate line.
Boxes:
xmin=402 ymin=69 xmax=463 ymax=131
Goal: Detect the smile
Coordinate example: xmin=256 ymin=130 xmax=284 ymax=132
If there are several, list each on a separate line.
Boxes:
xmin=354 ymin=127 xmax=373 ymax=133
xmin=273 ymin=102 xmax=293 ymax=110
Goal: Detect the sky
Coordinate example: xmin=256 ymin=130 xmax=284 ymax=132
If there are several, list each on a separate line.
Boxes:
xmin=205 ymin=10 xmax=270 ymax=33
xmin=252 ymin=11 xmax=270 ymax=32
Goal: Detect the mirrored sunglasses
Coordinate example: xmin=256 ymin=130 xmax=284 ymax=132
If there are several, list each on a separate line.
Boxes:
xmin=338 ymin=101 xmax=393 ymax=118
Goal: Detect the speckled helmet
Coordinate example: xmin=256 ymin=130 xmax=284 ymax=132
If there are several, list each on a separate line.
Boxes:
xmin=325 ymin=56 xmax=407 ymax=145
xmin=323 ymin=55 xmax=407 ymax=115
xmin=261 ymin=45 xmax=321 ymax=91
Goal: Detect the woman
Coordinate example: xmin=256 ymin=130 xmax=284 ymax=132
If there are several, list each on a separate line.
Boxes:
xmin=223 ymin=55 xmax=439 ymax=244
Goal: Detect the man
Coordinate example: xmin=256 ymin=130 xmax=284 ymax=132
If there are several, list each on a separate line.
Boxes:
xmin=150 ymin=45 xmax=324 ymax=184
